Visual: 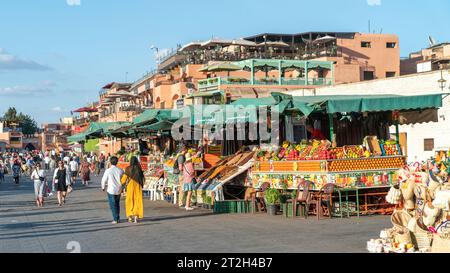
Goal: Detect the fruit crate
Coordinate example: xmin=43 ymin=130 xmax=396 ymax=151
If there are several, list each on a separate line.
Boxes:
xmin=213 ymin=200 xmax=251 ymax=214
xmin=380 ymin=143 xmax=402 ymax=156
xmin=281 ymin=203 xmax=301 ymax=217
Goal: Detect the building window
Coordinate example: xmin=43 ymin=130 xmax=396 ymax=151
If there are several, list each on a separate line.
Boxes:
xmin=386 ymin=71 xmax=396 ymax=78
xmin=361 ymin=41 xmax=371 ymax=48
xmin=424 ymin=138 xmax=434 ymax=151
xmin=363 ymin=71 xmax=374 ymax=81
xmin=386 ymin=42 xmax=396 ymax=48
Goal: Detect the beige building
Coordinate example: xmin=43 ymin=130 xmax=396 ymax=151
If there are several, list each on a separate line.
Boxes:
xmin=40 ymin=123 xmax=72 ymax=152
xmin=401 ymin=42 xmax=450 ymax=75
xmin=0 ymin=121 xmax=24 ymax=151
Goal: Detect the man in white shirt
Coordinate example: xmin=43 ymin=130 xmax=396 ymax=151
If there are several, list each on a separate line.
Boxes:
xmin=44 ymin=155 xmax=51 ymax=170
xmin=101 ymin=156 xmax=124 ymax=224
xmin=69 ymin=158 xmax=79 ymax=185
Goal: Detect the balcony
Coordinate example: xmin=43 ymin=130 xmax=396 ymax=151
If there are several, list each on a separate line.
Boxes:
xmin=73 ymin=116 xmax=99 ymax=126
xmin=119 ymin=105 xmax=145 ymax=114
xmin=198 ymin=76 xmax=333 ymax=90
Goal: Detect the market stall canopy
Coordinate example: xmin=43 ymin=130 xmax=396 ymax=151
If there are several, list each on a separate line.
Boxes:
xmin=132 ymin=109 xmax=182 ymax=127
xmin=67 ymin=131 xmax=88 ymax=143
xmin=134 ymin=120 xmax=174 ymax=132
xmin=319 ymin=94 xmax=443 ymax=113
xmin=231 ymin=93 xmax=444 ymax=119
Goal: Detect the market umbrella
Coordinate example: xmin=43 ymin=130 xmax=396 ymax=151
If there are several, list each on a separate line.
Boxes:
xmin=257 ymin=40 xmax=290 ymax=48
xmin=198 ymin=62 xmax=242 ymax=77
xmin=313 ymin=35 xmax=336 ymax=44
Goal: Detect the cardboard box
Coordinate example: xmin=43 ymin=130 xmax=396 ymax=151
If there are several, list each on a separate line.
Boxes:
xmin=365 ymin=136 xmax=382 ymax=156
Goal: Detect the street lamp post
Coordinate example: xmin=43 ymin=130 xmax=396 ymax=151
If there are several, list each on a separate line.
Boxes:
xmin=438 ymin=68 xmax=447 ymax=92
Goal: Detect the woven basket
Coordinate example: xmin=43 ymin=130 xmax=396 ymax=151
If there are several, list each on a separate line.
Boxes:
xmin=394 ymin=227 xmax=412 ymax=244
xmin=391 ymin=210 xmax=412 ymax=229
xmin=431 ymin=232 xmax=450 ymax=253
xmin=412 ymin=228 xmax=434 ymax=250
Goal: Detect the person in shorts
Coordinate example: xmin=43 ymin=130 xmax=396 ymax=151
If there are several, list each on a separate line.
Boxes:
xmin=69 ymin=158 xmax=79 ymax=185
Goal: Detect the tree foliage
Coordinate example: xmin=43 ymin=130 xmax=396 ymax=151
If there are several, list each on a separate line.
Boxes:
xmin=2 ymin=107 xmax=39 ymax=135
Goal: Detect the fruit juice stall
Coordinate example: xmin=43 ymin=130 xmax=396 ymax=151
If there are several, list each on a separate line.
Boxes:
xmin=244 ymin=93 xmax=443 ymax=215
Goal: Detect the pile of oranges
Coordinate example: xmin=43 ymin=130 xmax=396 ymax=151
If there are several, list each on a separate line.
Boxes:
xmin=328 ymin=156 xmax=405 ymax=172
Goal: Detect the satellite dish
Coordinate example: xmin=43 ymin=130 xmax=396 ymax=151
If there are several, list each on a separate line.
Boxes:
xmin=186 ymin=82 xmax=195 ymax=89
xmin=429 ymin=36 xmax=437 ymax=47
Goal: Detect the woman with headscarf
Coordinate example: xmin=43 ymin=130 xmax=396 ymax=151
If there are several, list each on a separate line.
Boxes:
xmin=79 ymin=159 xmax=90 ymax=186
xmin=121 ymin=156 xmax=144 ymax=223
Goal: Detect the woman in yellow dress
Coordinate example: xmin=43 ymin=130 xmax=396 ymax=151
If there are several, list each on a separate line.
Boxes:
xmin=121 ymin=156 xmax=144 ymax=223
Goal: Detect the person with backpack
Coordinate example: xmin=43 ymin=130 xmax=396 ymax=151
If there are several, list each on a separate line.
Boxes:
xmin=31 ymin=163 xmax=47 ymax=207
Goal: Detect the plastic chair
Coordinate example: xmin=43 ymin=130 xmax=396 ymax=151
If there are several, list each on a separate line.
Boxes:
xmin=310 ymin=183 xmax=336 ymax=220
xmin=250 ymin=182 xmax=270 ymax=213
xmin=292 ymin=181 xmax=314 ymax=219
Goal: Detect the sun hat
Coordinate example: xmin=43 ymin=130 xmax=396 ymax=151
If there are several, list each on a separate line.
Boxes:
xmin=185 ymin=153 xmax=192 ymax=162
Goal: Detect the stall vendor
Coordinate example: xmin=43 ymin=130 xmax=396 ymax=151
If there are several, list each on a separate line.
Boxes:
xmin=306 ymin=124 xmax=326 ymax=140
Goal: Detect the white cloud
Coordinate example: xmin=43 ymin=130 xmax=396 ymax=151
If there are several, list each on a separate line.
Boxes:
xmin=0 ymin=48 xmax=52 ymax=71
xmin=0 ymin=82 xmax=53 ymax=97
xmin=66 ymin=0 xmax=81 ymax=6
xmin=52 ymin=106 xmax=63 ymax=112
xmin=367 ymin=0 xmax=381 ymax=6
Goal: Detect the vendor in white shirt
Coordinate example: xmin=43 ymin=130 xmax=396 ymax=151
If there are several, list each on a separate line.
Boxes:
xmin=101 ymin=156 xmax=124 ymax=224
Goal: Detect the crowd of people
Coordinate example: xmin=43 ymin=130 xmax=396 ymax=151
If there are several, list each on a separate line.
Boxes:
xmin=0 ymin=149 xmax=146 ymax=225
xmin=0 ymin=150 xmax=109 ymax=207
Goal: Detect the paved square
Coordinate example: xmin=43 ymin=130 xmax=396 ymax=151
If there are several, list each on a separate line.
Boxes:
xmin=0 ymin=172 xmax=390 ymax=253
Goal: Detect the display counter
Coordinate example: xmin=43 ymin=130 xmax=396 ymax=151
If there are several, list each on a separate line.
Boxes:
xmin=250 ymin=156 xmax=406 ymax=190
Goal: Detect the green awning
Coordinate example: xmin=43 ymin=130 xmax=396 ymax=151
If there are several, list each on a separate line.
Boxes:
xmin=134 ymin=120 xmax=174 ymax=132
xmin=322 ymin=94 xmax=443 ymax=113
xmin=67 ymin=132 xmax=88 ymax=143
xmin=132 ymin=109 xmax=182 ymax=127
xmin=232 ymin=93 xmax=443 ymax=117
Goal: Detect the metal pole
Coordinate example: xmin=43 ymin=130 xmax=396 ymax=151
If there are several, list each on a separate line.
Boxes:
xmin=305 ymin=61 xmax=309 ymax=86
xmin=279 ymin=60 xmax=282 ymax=86
xmin=329 ymin=113 xmax=335 ymax=146
xmin=395 ymin=122 xmax=400 ymax=144
xmin=251 ymin=59 xmax=255 ymax=85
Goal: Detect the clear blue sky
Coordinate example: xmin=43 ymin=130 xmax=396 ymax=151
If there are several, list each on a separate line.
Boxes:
xmin=0 ymin=0 xmax=449 ymax=125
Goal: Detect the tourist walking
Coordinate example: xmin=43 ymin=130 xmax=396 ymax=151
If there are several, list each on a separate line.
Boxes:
xmin=53 ymin=161 xmax=68 ymax=206
xmin=49 ymin=156 xmax=57 ymax=172
xmin=79 ymin=159 xmax=90 ymax=186
xmin=121 ymin=156 xmax=144 ymax=223
xmin=30 ymin=163 xmax=46 ymax=207
xmin=69 ymin=158 xmax=79 ymax=185
xmin=101 ymin=156 xmax=124 ymax=224
xmin=182 ymin=152 xmax=196 ymax=211
xmin=90 ymin=159 xmax=96 ymax=177
xmin=44 ymin=154 xmax=50 ymax=170
xmin=0 ymin=160 xmax=5 ymax=183
xmin=12 ymin=160 xmax=21 ymax=184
